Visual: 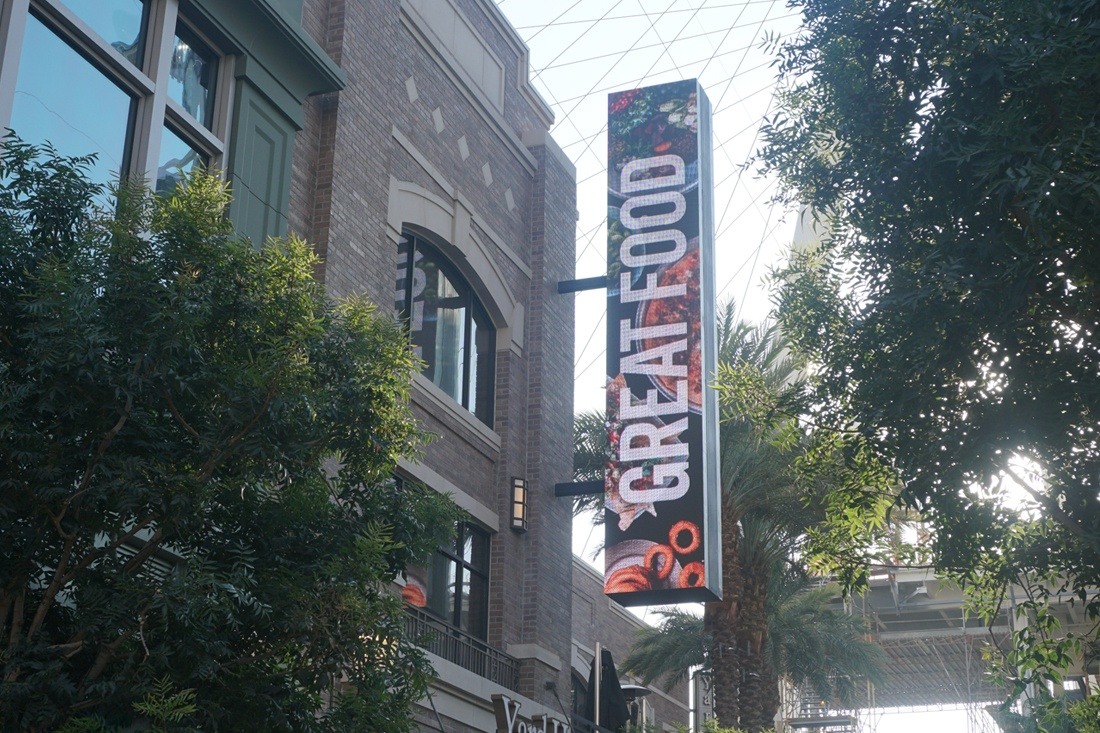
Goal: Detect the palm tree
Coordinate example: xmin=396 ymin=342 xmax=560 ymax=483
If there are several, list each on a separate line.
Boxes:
xmin=765 ymin=577 xmax=886 ymax=709
xmin=621 ymin=574 xmax=884 ymax=719
xmin=705 ymin=306 xmax=807 ymax=730
xmin=573 ymin=304 xmax=849 ymax=730
xmin=572 ymin=410 xmax=608 ymax=518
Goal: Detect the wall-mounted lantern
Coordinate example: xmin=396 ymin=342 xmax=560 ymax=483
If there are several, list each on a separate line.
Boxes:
xmin=511 ymin=477 xmax=528 ymax=533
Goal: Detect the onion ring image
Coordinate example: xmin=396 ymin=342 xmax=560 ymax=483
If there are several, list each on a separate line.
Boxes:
xmin=679 ymin=562 xmax=706 ymax=589
xmin=605 ymin=565 xmax=652 ymax=594
xmin=669 ymin=520 xmax=701 ymax=555
xmin=605 ymin=539 xmax=682 ymax=590
xmin=644 ymin=544 xmax=675 ymax=581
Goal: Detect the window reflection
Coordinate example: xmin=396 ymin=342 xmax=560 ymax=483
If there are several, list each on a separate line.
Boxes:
xmin=403 ymin=521 xmax=489 ymax=640
xmin=466 ymin=572 xmax=488 ymax=639
xmin=395 ymin=233 xmax=495 ymax=426
xmin=61 ymin=0 xmax=146 ymax=67
xmin=10 ymin=15 xmax=134 ymax=188
xmin=417 ymin=265 xmax=467 ymax=403
xmin=169 ymin=25 xmax=217 ymax=129
xmin=424 ymin=552 xmax=455 ymax=621
xmin=473 ymin=308 xmax=493 ymax=421
xmin=156 ymin=125 xmax=207 ymax=195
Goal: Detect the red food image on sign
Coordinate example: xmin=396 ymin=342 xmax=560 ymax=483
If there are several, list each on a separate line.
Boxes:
xmin=603 ymin=539 xmax=683 ymax=595
xmin=638 ymin=244 xmax=702 ymax=412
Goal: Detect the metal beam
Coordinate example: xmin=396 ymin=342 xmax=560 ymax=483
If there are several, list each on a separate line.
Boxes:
xmin=877 ymin=625 xmax=1010 ymax=642
xmin=556 ymin=276 xmax=608 ymax=294
xmin=554 ymin=480 xmax=603 ymax=497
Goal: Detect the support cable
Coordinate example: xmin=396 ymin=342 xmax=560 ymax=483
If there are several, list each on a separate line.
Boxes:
xmin=514 ymin=0 xmax=784 ymax=31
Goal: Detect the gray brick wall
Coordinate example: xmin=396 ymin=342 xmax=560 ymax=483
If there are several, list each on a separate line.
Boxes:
xmin=291 ymin=0 xmax=579 ymax=721
xmin=519 ymin=142 xmax=577 ymax=704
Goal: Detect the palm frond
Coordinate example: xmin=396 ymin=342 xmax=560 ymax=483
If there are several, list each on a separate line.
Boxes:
xmin=767 ymin=581 xmax=886 ymax=706
xmin=573 ymin=410 xmax=608 ymax=518
xmin=621 ymin=609 xmax=707 ymax=689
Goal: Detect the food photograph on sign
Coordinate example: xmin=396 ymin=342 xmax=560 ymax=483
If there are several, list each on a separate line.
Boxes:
xmin=604 ymin=79 xmax=720 ymax=605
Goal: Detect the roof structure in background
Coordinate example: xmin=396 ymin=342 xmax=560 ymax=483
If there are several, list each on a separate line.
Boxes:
xmin=844 ymin=568 xmax=1094 ymax=711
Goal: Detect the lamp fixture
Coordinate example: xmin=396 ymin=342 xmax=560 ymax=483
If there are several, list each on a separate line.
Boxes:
xmin=511 ymin=477 xmax=528 ymax=532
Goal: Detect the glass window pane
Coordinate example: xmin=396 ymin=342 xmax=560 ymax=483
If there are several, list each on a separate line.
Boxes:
xmin=425 ymin=552 xmax=456 ymax=622
xmin=60 ymin=0 xmax=146 ymax=67
xmin=464 ymin=572 xmax=488 ymax=639
xmin=402 ymin=566 xmax=429 ymax=608
xmin=10 ymin=15 xmax=134 ymax=188
xmin=460 ymin=529 xmax=473 ymax=563
xmin=395 ymin=236 xmax=412 ymax=316
xmin=156 ymin=126 xmax=207 ymax=195
xmin=469 ymin=315 xmax=479 ymax=417
xmin=472 ymin=306 xmax=494 ymax=425
xmin=396 ymin=235 xmax=496 ymax=426
xmin=411 ymin=254 xmax=466 ymax=403
xmin=168 ymin=25 xmax=217 ymax=129
xmin=466 ymin=526 xmax=489 ymax=572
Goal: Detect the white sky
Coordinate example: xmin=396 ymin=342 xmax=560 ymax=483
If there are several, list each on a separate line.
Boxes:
xmin=496 ymin=0 xmax=802 ymax=416
xmin=494 ymin=3 xmax=992 ymax=730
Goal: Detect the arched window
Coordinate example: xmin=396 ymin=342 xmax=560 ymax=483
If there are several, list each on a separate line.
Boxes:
xmin=395 ymin=231 xmax=495 ymax=426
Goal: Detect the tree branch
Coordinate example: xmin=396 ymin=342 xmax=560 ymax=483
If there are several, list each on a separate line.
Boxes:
xmin=76 ymin=601 xmax=154 ymax=697
xmin=198 ymin=373 xmax=281 ymax=482
xmin=120 ymin=529 xmax=164 ymax=575
xmin=25 ymin=514 xmax=156 ymax=642
xmin=6 ymin=587 xmax=24 ymax=649
xmin=1003 ymin=465 xmax=1097 ymax=550
xmin=24 ymin=534 xmax=76 ymax=642
xmin=79 ymin=626 xmax=139 ymax=694
xmin=163 ymin=386 xmax=201 ymax=439
xmin=55 ymin=380 xmax=137 ymax=528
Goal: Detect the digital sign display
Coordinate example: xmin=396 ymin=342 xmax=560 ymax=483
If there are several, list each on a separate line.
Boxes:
xmin=604 ymin=79 xmax=720 ymax=605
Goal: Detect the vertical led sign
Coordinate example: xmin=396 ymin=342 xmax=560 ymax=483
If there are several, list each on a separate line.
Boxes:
xmin=604 ymin=79 xmax=720 ymax=605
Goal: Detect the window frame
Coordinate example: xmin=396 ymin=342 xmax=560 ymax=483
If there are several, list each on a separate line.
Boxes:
xmin=396 ymin=230 xmax=496 ymax=427
xmin=436 ymin=521 xmax=489 ymax=639
xmin=406 ymin=518 xmax=491 ymax=641
xmin=0 ymin=0 xmax=233 ymax=189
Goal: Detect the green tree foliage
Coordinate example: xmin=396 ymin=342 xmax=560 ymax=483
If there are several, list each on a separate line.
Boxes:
xmin=616 ymin=306 xmax=883 ymax=732
xmin=571 ymin=410 xmax=609 ymax=519
xmin=694 ymin=723 xmax=774 ymax=733
xmin=623 ymin=577 xmax=884 ymax=722
xmin=0 ymin=141 xmax=456 ymax=732
xmin=760 ymin=0 xmax=1100 ymax=695
xmin=764 ymin=579 xmax=885 ymax=708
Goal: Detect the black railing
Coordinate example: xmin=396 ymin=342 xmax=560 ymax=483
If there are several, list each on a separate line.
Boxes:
xmin=404 ymin=606 xmax=520 ymax=691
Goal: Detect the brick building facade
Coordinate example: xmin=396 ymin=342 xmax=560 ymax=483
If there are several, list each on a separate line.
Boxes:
xmin=291 ymin=0 xmax=580 ymax=729
xmin=0 ymin=0 xmax=688 ymax=729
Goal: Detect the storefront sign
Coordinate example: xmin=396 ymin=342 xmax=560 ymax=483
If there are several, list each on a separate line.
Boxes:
xmin=604 ymin=79 xmax=720 ymax=605
xmin=491 ymin=694 xmax=570 ymax=733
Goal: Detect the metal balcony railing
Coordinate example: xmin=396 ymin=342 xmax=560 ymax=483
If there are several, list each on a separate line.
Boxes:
xmin=404 ymin=606 xmax=520 ymax=691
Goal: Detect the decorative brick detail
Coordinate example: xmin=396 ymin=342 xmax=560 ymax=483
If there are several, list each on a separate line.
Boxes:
xmin=292 ymin=0 xmax=577 ymax=721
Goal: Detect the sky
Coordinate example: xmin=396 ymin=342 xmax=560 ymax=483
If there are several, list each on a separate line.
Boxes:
xmin=495 ymin=0 xmax=801 ymax=599
xmin=495 ymin=0 xmax=804 ymax=416
xmin=492 ymin=2 xmax=993 ymax=731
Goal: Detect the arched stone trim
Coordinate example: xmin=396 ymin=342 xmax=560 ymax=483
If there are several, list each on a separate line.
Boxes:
xmin=386 ymin=176 xmax=524 ymax=354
